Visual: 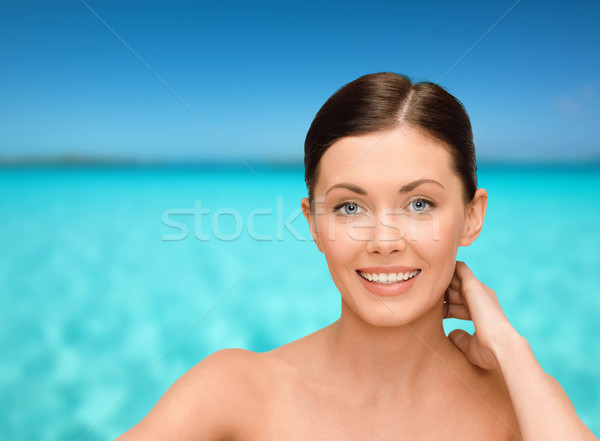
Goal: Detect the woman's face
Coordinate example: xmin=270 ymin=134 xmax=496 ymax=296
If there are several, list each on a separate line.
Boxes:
xmin=301 ymin=125 xmax=486 ymax=327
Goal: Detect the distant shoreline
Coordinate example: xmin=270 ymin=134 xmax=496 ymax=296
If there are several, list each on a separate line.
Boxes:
xmin=0 ymin=155 xmax=305 ymax=168
xmin=0 ymin=154 xmax=599 ymax=169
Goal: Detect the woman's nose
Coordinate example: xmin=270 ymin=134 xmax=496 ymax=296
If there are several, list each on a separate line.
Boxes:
xmin=364 ymin=212 xmax=407 ymax=254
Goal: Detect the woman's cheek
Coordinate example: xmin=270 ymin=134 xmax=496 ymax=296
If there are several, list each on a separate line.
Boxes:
xmin=319 ymin=217 xmax=351 ymax=261
xmin=414 ymin=212 xmax=460 ymax=284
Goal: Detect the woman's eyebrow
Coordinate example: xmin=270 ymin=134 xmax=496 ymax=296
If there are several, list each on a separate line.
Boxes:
xmin=325 ymin=179 xmax=444 ymax=196
xmin=399 ymin=179 xmax=445 ymax=193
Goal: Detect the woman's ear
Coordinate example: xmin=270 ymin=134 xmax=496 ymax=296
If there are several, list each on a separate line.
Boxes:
xmin=301 ymin=197 xmax=323 ymax=252
xmin=460 ymin=188 xmax=488 ymax=247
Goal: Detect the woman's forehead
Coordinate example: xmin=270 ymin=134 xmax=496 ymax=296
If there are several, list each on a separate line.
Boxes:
xmin=315 ymin=127 xmax=457 ymax=192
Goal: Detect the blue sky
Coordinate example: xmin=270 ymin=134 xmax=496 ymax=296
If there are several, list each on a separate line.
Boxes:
xmin=0 ymin=0 xmax=598 ymax=163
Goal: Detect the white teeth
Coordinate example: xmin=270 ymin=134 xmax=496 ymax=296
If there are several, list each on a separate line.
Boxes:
xmin=358 ymin=269 xmax=420 ymax=284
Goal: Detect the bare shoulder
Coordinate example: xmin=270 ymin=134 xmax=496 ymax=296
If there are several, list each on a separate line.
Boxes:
xmin=115 ymin=325 xmax=336 ymax=440
xmin=458 ymin=361 xmax=522 ymax=440
xmin=485 ymin=369 xmax=522 ymax=441
xmin=116 ymin=348 xmax=264 ymax=441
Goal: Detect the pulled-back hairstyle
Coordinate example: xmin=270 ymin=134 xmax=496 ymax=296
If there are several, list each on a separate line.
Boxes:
xmin=304 ymin=72 xmax=477 ymax=204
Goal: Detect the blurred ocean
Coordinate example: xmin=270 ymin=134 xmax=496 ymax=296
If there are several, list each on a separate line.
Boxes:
xmin=0 ymin=164 xmax=599 ymax=439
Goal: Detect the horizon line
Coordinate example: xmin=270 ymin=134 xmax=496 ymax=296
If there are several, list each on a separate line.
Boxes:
xmin=1 ymin=155 xmax=599 ymax=169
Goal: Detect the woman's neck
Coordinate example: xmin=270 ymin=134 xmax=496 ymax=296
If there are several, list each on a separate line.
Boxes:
xmin=326 ymin=299 xmax=457 ymax=400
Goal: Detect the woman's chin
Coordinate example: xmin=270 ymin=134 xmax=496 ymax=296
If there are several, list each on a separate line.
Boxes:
xmin=356 ymin=306 xmax=423 ymax=328
xmin=348 ymin=299 xmax=445 ymax=329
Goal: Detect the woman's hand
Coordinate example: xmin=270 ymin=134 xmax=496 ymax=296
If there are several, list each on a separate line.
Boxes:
xmin=445 ymin=261 xmax=599 ymax=440
xmin=445 ymin=261 xmax=519 ymax=371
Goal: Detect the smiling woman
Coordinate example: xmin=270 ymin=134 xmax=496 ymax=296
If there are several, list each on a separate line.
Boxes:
xmin=116 ymin=73 xmax=598 ymax=441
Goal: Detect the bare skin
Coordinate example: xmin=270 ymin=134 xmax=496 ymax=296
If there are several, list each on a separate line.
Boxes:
xmin=255 ymin=318 xmax=520 ymax=440
xmin=117 ymin=317 xmax=519 ymax=441
xmin=117 ymin=126 xmax=596 ymax=440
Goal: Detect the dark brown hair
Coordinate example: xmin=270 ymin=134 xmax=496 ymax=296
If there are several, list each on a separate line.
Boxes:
xmin=304 ymin=72 xmax=477 ymax=204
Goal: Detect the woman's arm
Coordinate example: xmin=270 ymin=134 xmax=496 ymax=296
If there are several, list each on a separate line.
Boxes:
xmin=446 ymin=261 xmax=598 ymax=441
xmin=115 ymin=348 xmax=251 ymax=441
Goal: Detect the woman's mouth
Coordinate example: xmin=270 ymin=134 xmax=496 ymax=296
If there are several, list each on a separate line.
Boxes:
xmin=357 ymin=269 xmax=421 ymax=285
xmin=354 ymin=266 xmax=421 ymax=296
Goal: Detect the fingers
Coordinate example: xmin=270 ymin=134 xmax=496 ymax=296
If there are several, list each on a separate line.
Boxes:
xmin=445 ymin=274 xmax=470 ymax=320
xmin=453 ymin=261 xmax=491 ymax=305
xmin=454 ymin=260 xmax=476 ymax=284
xmin=447 ymin=263 xmax=467 ymax=294
xmin=448 ymin=329 xmax=471 ymax=354
xmin=446 ymin=303 xmax=471 ymax=320
xmin=446 ymin=285 xmax=463 ymax=304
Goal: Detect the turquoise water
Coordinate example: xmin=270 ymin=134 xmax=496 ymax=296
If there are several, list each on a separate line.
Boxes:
xmin=0 ymin=164 xmax=599 ymax=439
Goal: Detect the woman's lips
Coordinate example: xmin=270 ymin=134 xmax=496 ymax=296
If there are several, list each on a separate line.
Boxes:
xmin=356 ymin=265 xmax=420 ymax=274
xmin=355 ymin=267 xmax=421 ymax=296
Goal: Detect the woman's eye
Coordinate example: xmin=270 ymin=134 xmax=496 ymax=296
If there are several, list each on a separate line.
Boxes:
xmin=408 ymin=199 xmax=432 ymax=212
xmin=334 ymin=202 xmax=362 ymax=216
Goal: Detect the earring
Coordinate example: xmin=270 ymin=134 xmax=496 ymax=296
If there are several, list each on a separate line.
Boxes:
xmin=443 ymin=290 xmax=449 ymax=318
